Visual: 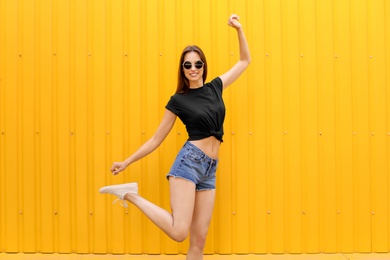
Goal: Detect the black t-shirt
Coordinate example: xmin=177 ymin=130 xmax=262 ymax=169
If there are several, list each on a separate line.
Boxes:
xmin=165 ymin=77 xmax=225 ymax=142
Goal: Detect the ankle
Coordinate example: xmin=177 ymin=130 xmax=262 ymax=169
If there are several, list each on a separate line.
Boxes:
xmin=124 ymin=192 xmax=138 ymax=202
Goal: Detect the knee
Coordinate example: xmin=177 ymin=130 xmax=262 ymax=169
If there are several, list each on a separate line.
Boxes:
xmin=189 ymin=233 xmax=207 ymax=251
xmin=171 ymin=230 xmax=189 ymax=242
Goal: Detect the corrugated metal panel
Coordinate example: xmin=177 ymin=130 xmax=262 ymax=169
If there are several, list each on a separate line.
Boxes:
xmin=3 ymin=252 xmax=390 ymax=260
xmin=0 ymin=0 xmax=389 ymax=255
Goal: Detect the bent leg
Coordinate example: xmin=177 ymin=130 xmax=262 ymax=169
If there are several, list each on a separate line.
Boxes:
xmin=186 ymin=189 xmax=216 ymax=260
xmin=124 ymin=177 xmax=196 ymax=242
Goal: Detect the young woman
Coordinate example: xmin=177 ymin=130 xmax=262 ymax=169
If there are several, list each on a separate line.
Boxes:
xmin=100 ymin=14 xmax=250 ymax=260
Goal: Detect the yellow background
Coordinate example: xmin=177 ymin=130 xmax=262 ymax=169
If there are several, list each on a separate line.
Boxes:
xmin=0 ymin=0 xmax=389 ymax=255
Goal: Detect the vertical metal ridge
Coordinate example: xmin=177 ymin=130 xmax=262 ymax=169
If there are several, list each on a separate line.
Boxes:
xmin=34 ymin=0 xmax=42 ymax=253
xmin=16 ymin=0 xmax=24 ymax=252
xmin=86 ymin=0 xmax=94 ymax=253
xmin=50 ymin=0 xmax=59 ymax=253
xmin=0 ymin=0 xmax=6 ymax=252
xmin=68 ymin=0 xmax=76 ymax=253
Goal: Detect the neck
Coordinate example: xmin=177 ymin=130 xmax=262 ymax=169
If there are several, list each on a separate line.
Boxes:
xmin=189 ymin=80 xmax=203 ymax=89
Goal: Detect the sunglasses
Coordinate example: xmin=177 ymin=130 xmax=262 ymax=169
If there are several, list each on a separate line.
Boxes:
xmin=182 ymin=60 xmax=204 ymax=70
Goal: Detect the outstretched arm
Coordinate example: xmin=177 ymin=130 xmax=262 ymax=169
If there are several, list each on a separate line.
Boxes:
xmin=219 ymin=14 xmax=251 ymax=89
xmin=111 ymin=109 xmax=177 ymax=175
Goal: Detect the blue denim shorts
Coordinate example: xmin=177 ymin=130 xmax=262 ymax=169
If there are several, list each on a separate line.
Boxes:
xmin=166 ymin=141 xmax=218 ymax=191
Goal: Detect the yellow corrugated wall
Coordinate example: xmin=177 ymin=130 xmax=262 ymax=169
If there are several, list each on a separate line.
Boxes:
xmin=0 ymin=0 xmax=389 ymax=255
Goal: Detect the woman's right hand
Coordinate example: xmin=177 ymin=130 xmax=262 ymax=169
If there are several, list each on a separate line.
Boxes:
xmin=111 ymin=161 xmax=128 ymax=175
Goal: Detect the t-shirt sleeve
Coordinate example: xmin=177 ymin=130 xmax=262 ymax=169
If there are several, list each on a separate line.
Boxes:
xmin=210 ymin=77 xmax=223 ymax=94
xmin=165 ymin=95 xmax=181 ymax=116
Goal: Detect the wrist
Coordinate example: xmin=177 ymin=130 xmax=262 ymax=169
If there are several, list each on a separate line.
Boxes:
xmin=124 ymin=158 xmax=132 ymax=167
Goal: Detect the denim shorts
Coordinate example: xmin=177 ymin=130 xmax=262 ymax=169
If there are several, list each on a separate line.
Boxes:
xmin=166 ymin=141 xmax=218 ymax=191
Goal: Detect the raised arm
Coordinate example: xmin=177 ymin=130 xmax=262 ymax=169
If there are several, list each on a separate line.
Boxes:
xmin=111 ymin=109 xmax=177 ymax=175
xmin=219 ymin=14 xmax=251 ymax=89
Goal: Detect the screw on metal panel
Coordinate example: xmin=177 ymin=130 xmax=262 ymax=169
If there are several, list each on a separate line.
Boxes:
xmin=267 ymin=210 xmax=271 ymax=214
xmin=230 ymin=52 xmax=234 ymax=56
xmin=88 ymin=53 xmax=92 ymax=56
xmin=353 ymin=132 xmax=356 ymax=135
xmin=369 ymin=56 xmax=373 ymax=59
xmin=319 ymin=132 xmax=322 ymax=135
xmin=142 ymin=131 xmax=145 ymax=134
xmin=302 ymin=211 xmax=306 ymax=215
xmin=125 ymin=211 xmax=128 ymax=214
xmin=53 ymin=53 xmax=57 ymax=56
xmin=249 ymin=132 xmax=253 ymax=135
xmin=1 ymin=132 xmax=4 ymax=135
xmin=337 ymin=211 xmax=340 ymax=214
xmin=54 ymin=211 xmax=58 ymax=215
xmin=232 ymin=212 xmax=236 ymax=215
xmin=284 ymin=131 xmax=287 ymax=134
xmin=70 ymin=132 xmax=74 ymax=136
xmin=178 ymin=131 xmax=181 ymax=135
xmin=124 ymin=53 xmax=128 ymax=57
xmin=266 ymin=54 xmax=269 ymax=57
xmin=232 ymin=132 xmax=235 ymax=135
xmin=300 ymin=54 xmax=304 ymax=58
xmin=371 ymin=132 xmax=374 ymax=136
xmin=90 ymin=211 xmax=93 ymax=216
xmin=371 ymin=212 xmax=375 ymax=215
xmin=388 ymin=133 xmax=390 ymax=136
xmin=19 ymin=210 xmax=23 ymax=214
xmin=334 ymin=55 xmax=338 ymax=58
xmin=159 ymin=53 xmax=163 ymax=56
xmin=19 ymin=54 xmax=22 ymax=58
xmin=106 ymin=131 xmax=110 ymax=134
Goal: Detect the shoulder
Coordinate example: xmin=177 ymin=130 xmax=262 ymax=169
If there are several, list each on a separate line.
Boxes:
xmin=205 ymin=77 xmax=223 ymax=92
xmin=166 ymin=93 xmax=184 ymax=116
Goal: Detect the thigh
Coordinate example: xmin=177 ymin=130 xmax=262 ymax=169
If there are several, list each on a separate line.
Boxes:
xmin=189 ymin=189 xmax=216 ymax=240
xmin=169 ymin=177 xmax=197 ymax=232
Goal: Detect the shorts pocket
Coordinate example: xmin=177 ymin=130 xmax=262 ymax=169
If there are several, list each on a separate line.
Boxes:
xmin=184 ymin=150 xmax=204 ymax=163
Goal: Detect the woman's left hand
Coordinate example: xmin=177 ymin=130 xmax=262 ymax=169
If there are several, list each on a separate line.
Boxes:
xmin=228 ymin=14 xmax=242 ymax=30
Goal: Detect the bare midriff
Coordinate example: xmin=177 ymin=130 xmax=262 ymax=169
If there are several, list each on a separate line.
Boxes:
xmin=189 ymin=136 xmax=221 ymax=159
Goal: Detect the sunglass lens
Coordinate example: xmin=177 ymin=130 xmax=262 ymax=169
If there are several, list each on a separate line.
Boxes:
xmin=195 ymin=61 xmax=204 ymax=69
xmin=183 ymin=62 xmax=192 ymax=69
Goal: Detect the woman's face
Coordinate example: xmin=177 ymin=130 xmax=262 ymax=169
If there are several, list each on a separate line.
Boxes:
xmin=182 ymin=51 xmax=204 ymax=88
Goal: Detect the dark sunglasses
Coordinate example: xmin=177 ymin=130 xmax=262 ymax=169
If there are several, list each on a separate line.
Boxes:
xmin=182 ymin=60 xmax=204 ymax=70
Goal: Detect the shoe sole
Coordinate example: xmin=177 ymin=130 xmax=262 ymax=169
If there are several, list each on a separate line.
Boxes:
xmin=99 ymin=182 xmax=138 ymax=194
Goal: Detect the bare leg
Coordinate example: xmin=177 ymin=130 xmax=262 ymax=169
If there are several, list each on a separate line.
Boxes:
xmin=124 ymin=177 xmax=196 ymax=242
xmin=186 ymin=189 xmax=216 ymax=260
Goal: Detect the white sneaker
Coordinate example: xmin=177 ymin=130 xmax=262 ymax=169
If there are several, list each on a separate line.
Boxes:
xmin=99 ymin=182 xmax=138 ymax=208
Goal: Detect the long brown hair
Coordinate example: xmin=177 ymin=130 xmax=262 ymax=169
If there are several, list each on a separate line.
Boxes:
xmin=176 ymin=45 xmax=208 ymax=93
